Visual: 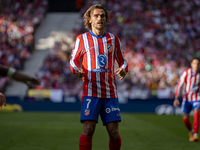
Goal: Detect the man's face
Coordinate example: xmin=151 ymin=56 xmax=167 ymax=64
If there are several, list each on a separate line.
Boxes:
xmin=89 ymin=9 xmax=106 ymax=30
xmin=191 ymin=59 xmax=200 ymax=73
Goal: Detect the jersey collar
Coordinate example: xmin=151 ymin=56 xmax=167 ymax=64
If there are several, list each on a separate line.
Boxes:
xmin=89 ymin=30 xmax=106 ymax=38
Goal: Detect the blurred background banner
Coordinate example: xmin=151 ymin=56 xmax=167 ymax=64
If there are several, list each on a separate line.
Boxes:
xmin=3 ymin=96 xmax=182 ymax=115
xmin=28 ymin=89 xmax=51 ymax=99
xmin=28 ymin=89 xmax=63 ymax=102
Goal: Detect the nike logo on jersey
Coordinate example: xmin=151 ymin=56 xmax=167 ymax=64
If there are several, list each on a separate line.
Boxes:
xmin=85 ymin=47 xmax=94 ymax=53
xmin=89 ymin=47 xmax=94 ymax=50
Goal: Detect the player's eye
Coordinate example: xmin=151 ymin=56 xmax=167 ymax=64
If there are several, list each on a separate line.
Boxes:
xmin=100 ymin=14 xmax=105 ymax=18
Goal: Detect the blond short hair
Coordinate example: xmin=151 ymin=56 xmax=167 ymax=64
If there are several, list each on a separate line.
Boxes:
xmin=83 ymin=4 xmax=110 ymax=30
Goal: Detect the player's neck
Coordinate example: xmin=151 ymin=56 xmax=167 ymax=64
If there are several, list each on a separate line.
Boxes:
xmin=92 ymin=28 xmax=105 ymax=37
xmin=193 ymin=68 xmax=199 ymax=73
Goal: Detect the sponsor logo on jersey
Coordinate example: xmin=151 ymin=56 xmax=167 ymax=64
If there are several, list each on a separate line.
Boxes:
xmin=105 ymin=107 xmax=120 ymax=113
xmin=105 ymin=108 xmax=111 ymax=113
xmin=112 ymin=107 xmax=120 ymax=111
xmin=92 ymin=68 xmax=111 ymax=73
xmin=98 ymin=54 xmax=107 ymax=67
xmin=84 ymin=109 xmax=90 ymax=116
xmin=193 ymin=102 xmax=200 ymax=108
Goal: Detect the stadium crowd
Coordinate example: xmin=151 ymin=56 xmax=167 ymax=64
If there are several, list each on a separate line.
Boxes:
xmin=34 ymin=0 xmax=199 ymax=101
xmin=29 ymin=0 xmax=200 ymax=101
xmin=0 ymin=0 xmax=48 ymax=92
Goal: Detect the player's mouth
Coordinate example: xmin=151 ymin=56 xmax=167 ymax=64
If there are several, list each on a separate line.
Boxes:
xmin=97 ymin=22 xmax=103 ymax=25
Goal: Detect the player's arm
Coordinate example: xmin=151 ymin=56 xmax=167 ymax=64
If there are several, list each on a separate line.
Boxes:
xmin=173 ymin=71 xmax=186 ymax=107
xmin=0 ymin=65 xmax=40 ymax=109
xmin=173 ymin=96 xmax=180 ymax=108
xmin=11 ymin=71 xmax=40 ymax=87
xmin=0 ymin=65 xmax=40 ymax=87
xmin=69 ymin=36 xmax=85 ymax=78
xmin=114 ymin=37 xmax=128 ymax=80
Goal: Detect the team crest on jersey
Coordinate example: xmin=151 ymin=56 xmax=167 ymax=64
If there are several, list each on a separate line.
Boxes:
xmin=107 ymin=44 xmax=113 ymax=52
xmin=84 ymin=109 xmax=90 ymax=116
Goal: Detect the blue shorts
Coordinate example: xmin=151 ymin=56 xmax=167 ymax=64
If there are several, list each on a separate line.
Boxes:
xmin=80 ymin=96 xmax=121 ymax=126
xmin=182 ymin=101 xmax=200 ymax=113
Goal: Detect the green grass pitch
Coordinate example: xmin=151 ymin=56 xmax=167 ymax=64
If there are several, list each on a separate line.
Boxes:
xmin=0 ymin=112 xmax=200 ymax=150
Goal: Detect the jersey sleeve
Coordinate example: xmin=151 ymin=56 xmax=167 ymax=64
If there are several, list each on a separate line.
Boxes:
xmin=69 ymin=36 xmax=83 ymax=74
xmin=175 ymin=71 xmax=186 ymax=97
xmin=114 ymin=36 xmax=128 ymax=72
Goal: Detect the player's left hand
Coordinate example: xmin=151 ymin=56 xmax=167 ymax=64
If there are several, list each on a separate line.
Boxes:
xmin=173 ymin=98 xmax=180 ymax=108
xmin=115 ymin=68 xmax=127 ymax=80
xmin=25 ymin=77 xmax=41 ymax=88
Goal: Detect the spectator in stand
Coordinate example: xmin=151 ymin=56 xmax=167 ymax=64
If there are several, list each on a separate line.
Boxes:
xmin=35 ymin=0 xmax=200 ymax=101
xmin=0 ymin=0 xmax=48 ymax=92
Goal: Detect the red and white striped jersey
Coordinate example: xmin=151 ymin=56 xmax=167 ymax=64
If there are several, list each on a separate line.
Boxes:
xmin=175 ymin=68 xmax=200 ymax=101
xmin=69 ymin=30 xmax=128 ymax=98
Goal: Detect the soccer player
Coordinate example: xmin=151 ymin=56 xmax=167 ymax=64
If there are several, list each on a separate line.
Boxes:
xmin=173 ymin=57 xmax=200 ymax=142
xmin=0 ymin=65 xmax=40 ymax=109
xmin=69 ymin=4 xmax=128 ymax=150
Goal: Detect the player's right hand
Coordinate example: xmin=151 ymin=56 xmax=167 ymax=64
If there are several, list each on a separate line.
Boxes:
xmin=75 ymin=68 xmax=85 ymax=78
xmin=0 ymin=92 xmax=6 ymax=109
xmin=173 ymin=98 xmax=180 ymax=108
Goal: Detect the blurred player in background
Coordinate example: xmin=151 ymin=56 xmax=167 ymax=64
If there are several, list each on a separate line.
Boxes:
xmin=69 ymin=4 xmax=128 ymax=150
xmin=174 ymin=57 xmax=200 ymax=142
xmin=0 ymin=65 xmax=40 ymax=109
